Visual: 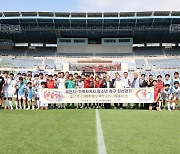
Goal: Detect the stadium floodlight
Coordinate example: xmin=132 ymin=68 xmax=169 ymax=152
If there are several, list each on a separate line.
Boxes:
xmin=0 ymin=24 xmax=21 ymax=33
xmin=169 ymin=24 xmax=180 ymax=33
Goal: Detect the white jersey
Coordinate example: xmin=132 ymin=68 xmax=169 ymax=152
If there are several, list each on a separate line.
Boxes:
xmin=33 ymin=79 xmax=41 ymax=91
xmin=172 ymin=86 xmax=180 ymax=99
xmin=4 ymin=77 xmax=9 ymax=92
xmin=38 ymin=88 xmax=48 ymax=107
xmin=7 ymin=78 xmax=17 ymax=94
xmin=27 ymin=79 xmax=34 ymax=84
xmin=77 ymin=81 xmax=84 ymax=89
xmin=161 ymin=88 xmax=172 ymax=100
xmin=122 ymin=77 xmax=130 ymax=88
xmin=58 ymin=78 xmax=66 ymax=89
xmin=114 ymin=80 xmax=124 ymax=88
xmin=38 ymin=79 xmax=46 ymax=89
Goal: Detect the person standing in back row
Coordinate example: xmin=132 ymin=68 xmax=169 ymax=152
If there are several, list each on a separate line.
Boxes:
xmin=131 ymin=72 xmax=141 ymax=109
xmin=101 ymin=75 xmax=114 ymax=109
xmin=0 ymin=72 xmax=5 ymax=109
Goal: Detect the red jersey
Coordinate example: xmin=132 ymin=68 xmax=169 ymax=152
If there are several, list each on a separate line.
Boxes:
xmin=84 ymin=79 xmax=90 ymax=88
xmin=154 ymin=86 xmax=160 ymax=102
xmin=89 ymin=77 xmax=95 ymax=88
xmin=157 ymin=81 xmax=164 ymax=91
xmin=95 ymin=81 xmax=101 ymax=88
xmin=46 ymin=80 xmax=55 ymax=89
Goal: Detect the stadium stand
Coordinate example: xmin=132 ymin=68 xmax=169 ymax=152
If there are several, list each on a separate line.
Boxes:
xmin=26 ymin=47 xmax=56 ymax=57
xmin=134 ymin=47 xmax=164 ymax=56
xmin=0 ymin=58 xmax=43 ymax=68
xmin=135 ymin=59 xmax=146 ymax=69
xmin=147 ymin=58 xmax=180 ymax=69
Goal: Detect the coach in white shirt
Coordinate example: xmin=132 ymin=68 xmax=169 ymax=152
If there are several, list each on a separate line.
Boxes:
xmin=122 ymin=72 xmax=131 ymax=88
xmin=114 ymin=74 xmax=124 ymax=109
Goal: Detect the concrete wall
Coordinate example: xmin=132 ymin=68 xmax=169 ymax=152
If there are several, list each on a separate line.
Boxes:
xmin=57 ymin=44 xmax=132 ymax=53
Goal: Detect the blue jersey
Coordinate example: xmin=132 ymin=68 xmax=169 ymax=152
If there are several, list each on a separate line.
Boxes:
xmin=17 ymin=82 xmax=26 ymax=96
xmin=26 ymin=87 xmax=35 ymax=99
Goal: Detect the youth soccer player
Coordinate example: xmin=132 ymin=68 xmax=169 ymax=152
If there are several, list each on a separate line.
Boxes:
xmin=65 ymin=74 xmax=75 ymax=108
xmin=17 ymin=77 xmax=26 ymax=110
xmin=39 ymin=82 xmax=48 ymax=110
xmin=0 ymin=72 xmax=5 ymax=109
xmin=34 ymin=74 xmax=40 ymax=109
xmin=149 ymin=80 xmax=161 ymax=111
xmin=7 ymin=73 xmax=17 ymax=110
xmin=3 ymin=71 xmax=9 ymax=110
xmin=170 ymin=81 xmax=180 ymax=111
xmin=161 ymin=84 xmax=172 ymax=111
xmin=26 ymin=82 xmax=35 ymax=110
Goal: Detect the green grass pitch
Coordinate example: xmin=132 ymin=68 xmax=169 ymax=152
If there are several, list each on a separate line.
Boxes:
xmin=0 ymin=109 xmax=179 ymax=154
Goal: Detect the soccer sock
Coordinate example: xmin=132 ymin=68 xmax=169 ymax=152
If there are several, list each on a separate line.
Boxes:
xmin=32 ymin=106 xmax=34 ymax=110
xmin=159 ymin=101 xmax=161 ymax=109
xmin=9 ymin=100 xmax=12 ymax=107
xmin=37 ymin=100 xmax=40 ymax=109
xmin=15 ymin=101 xmax=18 ymax=108
xmin=4 ymin=100 xmax=7 ymax=108
xmin=172 ymin=103 xmax=175 ymax=110
xmin=168 ymin=102 xmax=170 ymax=110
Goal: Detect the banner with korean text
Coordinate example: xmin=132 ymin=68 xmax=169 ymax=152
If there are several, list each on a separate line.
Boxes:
xmin=42 ymin=88 xmax=154 ymax=104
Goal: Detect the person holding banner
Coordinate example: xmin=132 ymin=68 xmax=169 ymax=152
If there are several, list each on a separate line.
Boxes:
xmin=157 ymin=75 xmax=164 ymax=109
xmin=101 ymin=75 xmax=114 ymax=109
xmin=114 ymin=74 xmax=124 ymax=109
xmin=65 ymin=74 xmax=75 ymax=108
xmin=39 ymin=82 xmax=48 ymax=110
xmin=46 ymin=75 xmax=56 ymax=109
xmin=94 ymin=76 xmax=103 ymax=109
xmin=122 ymin=72 xmax=131 ymax=109
xmin=84 ymin=74 xmax=91 ymax=109
xmin=140 ymin=74 xmax=148 ymax=109
xmin=131 ymin=72 xmax=141 ymax=109
xmin=149 ymin=80 xmax=161 ymax=111
xmin=76 ymin=75 xmax=84 ymax=109
xmin=57 ymin=72 xmax=66 ymax=109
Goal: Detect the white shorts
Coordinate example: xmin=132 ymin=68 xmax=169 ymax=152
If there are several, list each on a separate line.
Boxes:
xmin=27 ymin=97 xmax=35 ymax=102
xmin=3 ymin=91 xmax=8 ymax=98
xmin=8 ymin=93 xmax=17 ymax=98
xmin=18 ymin=94 xmax=25 ymax=100
xmin=34 ymin=92 xmax=39 ymax=98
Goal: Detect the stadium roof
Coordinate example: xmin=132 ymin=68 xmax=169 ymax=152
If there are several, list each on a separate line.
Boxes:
xmin=0 ymin=11 xmax=180 ymax=44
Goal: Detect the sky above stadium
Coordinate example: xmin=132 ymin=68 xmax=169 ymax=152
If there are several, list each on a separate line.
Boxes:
xmin=0 ymin=0 xmax=179 ymax=12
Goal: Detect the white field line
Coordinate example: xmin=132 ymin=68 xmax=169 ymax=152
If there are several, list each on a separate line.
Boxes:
xmin=96 ymin=109 xmax=107 ymax=154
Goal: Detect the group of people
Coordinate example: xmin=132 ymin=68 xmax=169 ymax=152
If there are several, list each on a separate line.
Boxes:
xmin=0 ymin=70 xmax=179 ymax=111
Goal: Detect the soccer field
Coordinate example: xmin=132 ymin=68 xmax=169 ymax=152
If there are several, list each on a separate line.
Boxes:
xmin=0 ymin=110 xmax=179 ymax=154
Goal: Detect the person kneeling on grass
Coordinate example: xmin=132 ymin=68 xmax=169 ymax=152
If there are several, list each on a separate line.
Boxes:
xmin=39 ymin=82 xmax=48 ymax=110
xmin=26 ymin=82 xmax=35 ymax=110
xmin=168 ymin=81 xmax=180 ymax=111
xmin=149 ymin=80 xmax=161 ymax=111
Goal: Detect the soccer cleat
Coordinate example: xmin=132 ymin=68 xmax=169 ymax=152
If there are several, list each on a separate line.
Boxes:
xmin=11 ymin=107 xmax=13 ymax=110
